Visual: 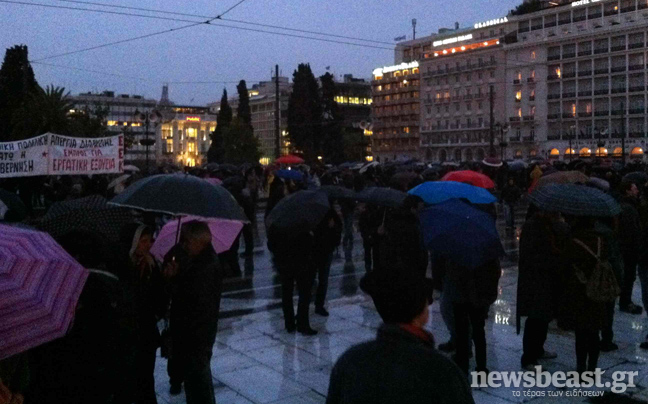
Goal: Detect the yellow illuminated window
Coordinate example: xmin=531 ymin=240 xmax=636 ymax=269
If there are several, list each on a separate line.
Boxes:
xmin=556 ymin=68 xmax=562 ymax=78
xmin=516 ymin=91 xmax=522 ymax=101
xmin=530 ymin=89 xmax=536 ymax=98
xmin=403 ymin=69 xmax=410 ymax=75
xmin=107 ymin=120 xmax=117 ymax=126
xmin=572 ymin=104 xmax=577 ymax=117
xmin=412 ymin=68 xmax=419 ymax=74
xmin=404 ymin=127 xmax=410 ymax=133
xmin=364 ymin=129 xmax=373 ymax=136
xmin=531 ymin=51 xmax=536 ymax=60
xmin=187 ymin=142 xmax=196 ymax=153
xmin=517 ymin=108 xmax=522 ymax=118
xmin=186 ymin=128 xmax=198 ymax=139
xmin=394 ymin=71 xmax=401 ymax=77
xmin=165 ymin=138 xmax=173 ymax=153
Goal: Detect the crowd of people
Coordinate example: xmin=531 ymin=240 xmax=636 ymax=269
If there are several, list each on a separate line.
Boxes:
xmin=2 ymin=157 xmax=648 ymax=403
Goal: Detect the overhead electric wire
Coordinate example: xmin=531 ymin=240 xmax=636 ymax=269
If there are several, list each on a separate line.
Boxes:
xmin=49 ymin=0 xmax=395 ymax=45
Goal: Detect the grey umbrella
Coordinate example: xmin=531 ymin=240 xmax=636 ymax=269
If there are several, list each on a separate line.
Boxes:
xmin=319 ymin=185 xmax=356 ymax=200
xmin=355 ymin=187 xmax=407 ymax=208
xmin=266 ymin=190 xmax=330 ymax=233
xmin=529 ymin=184 xmax=620 ymax=217
xmin=109 ymin=173 xmax=248 ymax=222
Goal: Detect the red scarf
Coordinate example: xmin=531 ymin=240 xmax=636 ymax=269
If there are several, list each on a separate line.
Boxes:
xmin=400 ymin=324 xmax=435 ymax=345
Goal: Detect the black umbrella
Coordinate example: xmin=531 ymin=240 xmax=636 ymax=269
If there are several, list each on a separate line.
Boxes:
xmin=37 ymin=206 xmax=136 ymax=243
xmin=266 ymin=190 xmax=330 ymax=233
xmin=319 ymin=185 xmax=355 ymax=200
xmin=109 ymin=174 xmax=248 ymax=222
xmin=45 ymin=195 xmax=108 ymax=218
xmin=0 ymin=189 xmax=27 ymax=222
xmin=355 ymin=187 xmax=407 ymax=208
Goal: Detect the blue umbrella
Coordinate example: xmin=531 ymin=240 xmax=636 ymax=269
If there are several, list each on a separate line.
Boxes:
xmin=408 ymin=181 xmax=496 ymax=205
xmin=420 ymin=199 xmax=504 ymax=269
xmin=275 ymin=169 xmax=304 ymax=181
xmin=529 ymin=184 xmax=620 ymax=217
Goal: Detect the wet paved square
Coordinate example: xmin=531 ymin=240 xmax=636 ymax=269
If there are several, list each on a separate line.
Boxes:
xmin=154 ymin=211 xmax=648 ymax=403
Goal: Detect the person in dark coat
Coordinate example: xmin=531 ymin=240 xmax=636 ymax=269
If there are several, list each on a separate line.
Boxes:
xmin=164 ymin=221 xmax=222 ymax=404
xmin=596 ymin=218 xmax=623 ymax=352
xmin=618 ymin=181 xmax=643 ymax=314
xmin=117 ymin=224 xmax=168 ymax=404
xmin=517 ymin=210 xmax=569 ymax=369
xmin=500 ymin=178 xmax=521 ymax=230
xmin=340 ymin=174 xmax=356 ymax=263
xmin=328 ymin=271 xmax=474 ymax=404
xmin=358 ymin=203 xmax=383 ymax=272
xmin=376 ymin=195 xmax=428 ymax=280
xmin=313 ymin=207 xmax=343 ymax=316
xmin=268 ymin=227 xmax=318 ymax=335
xmin=265 ymin=177 xmax=285 ymax=218
xmin=560 ymin=216 xmax=607 ymax=373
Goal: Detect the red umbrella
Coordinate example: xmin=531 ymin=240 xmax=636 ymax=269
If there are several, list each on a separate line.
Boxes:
xmin=441 ymin=170 xmax=495 ymax=189
xmin=0 ymin=224 xmax=88 ymax=360
xmin=275 ymin=155 xmax=304 ymax=165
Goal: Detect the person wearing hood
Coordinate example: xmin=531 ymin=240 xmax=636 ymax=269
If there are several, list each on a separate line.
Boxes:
xmin=163 ymin=221 xmax=223 ymax=404
xmin=118 ymin=224 xmax=168 ymax=404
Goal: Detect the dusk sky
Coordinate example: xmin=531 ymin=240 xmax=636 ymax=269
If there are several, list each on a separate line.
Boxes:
xmin=2 ymin=0 xmax=522 ymax=105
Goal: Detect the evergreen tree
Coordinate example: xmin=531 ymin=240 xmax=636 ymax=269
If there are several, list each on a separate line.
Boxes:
xmin=208 ymin=89 xmax=232 ymax=163
xmin=223 ymin=117 xmax=260 ymax=165
xmin=319 ymin=73 xmax=345 ymax=164
xmin=287 ymin=63 xmax=321 ymax=162
xmin=0 ymin=45 xmax=40 ymax=141
xmin=236 ymin=80 xmax=252 ymax=126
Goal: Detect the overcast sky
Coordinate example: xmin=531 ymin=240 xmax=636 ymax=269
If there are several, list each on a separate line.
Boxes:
xmin=1 ymin=0 xmax=522 ymax=105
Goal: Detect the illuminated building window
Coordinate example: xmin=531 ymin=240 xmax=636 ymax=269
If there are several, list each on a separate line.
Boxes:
xmin=516 ymin=91 xmax=522 ymax=101
xmin=556 ymin=68 xmax=562 ymax=78
xmin=579 ymin=147 xmax=591 ymax=157
xmin=531 ymin=51 xmax=536 ymax=59
xmin=165 ymin=138 xmax=173 ymax=154
xmin=516 ymin=71 xmax=522 ymax=81
xmin=530 ymin=70 xmax=536 ymax=79
xmin=517 ymin=108 xmax=522 ymax=118
xmin=572 ymin=104 xmax=577 ymax=117
xmin=107 ymin=120 xmax=117 ymax=126
xmin=394 ymin=71 xmax=401 ymax=77
xmin=404 ymin=127 xmax=410 ymax=133
xmin=186 ymin=128 xmax=198 ymax=139
xmin=530 ymin=106 xmax=536 ymax=116
xmin=187 ymin=142 xmax=196 ymax=153
xmin=413 ymin=68 xmax=419 ymax=74
xmin=550 ymin=148 xmax=560 ymax=156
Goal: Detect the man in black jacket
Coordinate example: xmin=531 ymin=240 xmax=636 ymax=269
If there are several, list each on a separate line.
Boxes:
xmin=618 ymin=181 xmax=643 ymax=314
xmin=165 ymin=221 xmax=222 ymax=404
xmin=328 ymin=271 xmax=473 ymax=404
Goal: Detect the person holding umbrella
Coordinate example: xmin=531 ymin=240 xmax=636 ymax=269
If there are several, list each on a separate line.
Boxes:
xmin=163 ymin=221 xmax=222 ymax=403
xmin=617 ymin=181 xmax=643 ymax=314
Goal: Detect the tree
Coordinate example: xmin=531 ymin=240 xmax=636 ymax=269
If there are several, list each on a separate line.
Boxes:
xmin=319 ymin=73 xmax=345 ymax=164
xmin=208 ymin=89 xmax=232 ymax=163
xmin=66 ymin=103 xmax=109 ymax=138
xmin=222 ymin=117 xmax=260 ymax=165
xmin=0 ymin=45 xmax=40 ymax=141
xmin=236 ymin=80 xmax=252 ymax=126
xmin=287 ymin=63 xmax=321 ymax=162
xmin=511 ymin=0 xmax=543 ymax=15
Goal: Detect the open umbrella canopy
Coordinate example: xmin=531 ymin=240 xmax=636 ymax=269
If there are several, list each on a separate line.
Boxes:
xmin=441 ymin=170 xmax=495 ymax=189
xmin=107 ymin=174 xmax=131 ymax=190
xmin=508 ymin=160 xmax=528 ymax=171
xmin=409 ymin=181 xmax=497 ymax=205
xmin=529 ymin=184 xmax=621 ymax=217
xmin=482 ymin=157 xmax=503 ymax=168
xmin=275 ymin=169 xmax=304 ymax=181
xmin=123 ymin=165 xmax=140 ymax=172
xmin=420 ymin=199 xmax=504 ymax=270
xmin=266 ymin=190 xmax=330 ymax=233
xmin=38 ymin=195 xmax=134 ymax=243
xmin=0 ymin=224 xmax=89 ymax=360
xmin=275 ymin=155 xmax=304 ymax=165
xmin=0 ymin=189 xmax=27 ymax=222
xmin=150 ymin=216 xmax=243 ymax=260
xmin=110 ymin=174 xmax=248 ymax=222
xmin=319 ymin=185 xmax=356 ymax=200
xmin=355 ymin=187 xmax=407 ymax=208
xmin=535 ymin=170 xmax=589 ymax=189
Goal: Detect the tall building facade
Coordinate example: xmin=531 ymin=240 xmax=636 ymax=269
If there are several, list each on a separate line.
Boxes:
xmin=507 ymin=0 xmax=648 ymax=161
xmin=333 ymin=74 xmax=373 ymax=161
xmin=372 ymin=0 xmax=648 ymax=162
xmin=156 ymin=105 xmax=217 ymax=168
xmin=69 ymin=91 xmax=158 ymax=165
xmin=371 ymin=61 xmax=421 ymax=162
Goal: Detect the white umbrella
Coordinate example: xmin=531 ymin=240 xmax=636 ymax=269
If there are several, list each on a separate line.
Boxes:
xmin=359 ymin=161 xmax=379 ymax=174
xmin=108 ymin=174 xmax=131 ymax=190
xmin=123 ymin=165 xmax=140 ymax=172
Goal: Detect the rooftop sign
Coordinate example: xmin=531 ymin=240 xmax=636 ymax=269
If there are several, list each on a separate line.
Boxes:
xmin=372 ymin=61 xmax=419 ymax=77
xmin=433 ymin=34 xmax=473 ymax=47
xmin=474 ymin=17 xmax=509 ymax=29
xmin=572 ymin=0 xmax=602 ymax=7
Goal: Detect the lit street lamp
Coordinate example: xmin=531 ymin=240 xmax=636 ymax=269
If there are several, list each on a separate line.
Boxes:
xmin=134 ymin=109 xmax=162 ymax=173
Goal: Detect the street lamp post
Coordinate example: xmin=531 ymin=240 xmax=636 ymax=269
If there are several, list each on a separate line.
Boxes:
xmin=135 ymin=109 xmax=162 ymax=173
xmin=497 ymin=123 xmax=508 ymax=161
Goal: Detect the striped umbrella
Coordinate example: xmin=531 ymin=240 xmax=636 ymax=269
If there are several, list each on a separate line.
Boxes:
xmin=529 ymin=184 xmax=621 ymax=217
xmin=0 ymin=224 xmax=88 ymax=360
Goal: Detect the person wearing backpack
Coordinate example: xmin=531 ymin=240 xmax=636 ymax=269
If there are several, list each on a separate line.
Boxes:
xmin=562 ymin=216 xmax=619 ymax=373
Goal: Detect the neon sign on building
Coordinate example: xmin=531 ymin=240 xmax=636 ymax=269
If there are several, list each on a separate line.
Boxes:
xmin=433 ymin=34 xmax=473 ymax=47
xmin=474 ymin=17 xmax=509 ymax=29
xmin=372 ymin=61 xmax=419 ymax=77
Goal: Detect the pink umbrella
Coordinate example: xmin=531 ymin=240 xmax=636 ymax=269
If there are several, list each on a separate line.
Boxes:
xmin=150 ymin=216 xmax=244 ymax=261
xmin=0 ymin=224 xmax=88 ymax=360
